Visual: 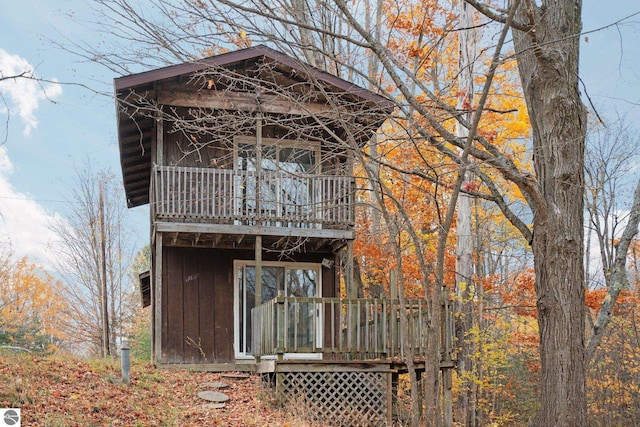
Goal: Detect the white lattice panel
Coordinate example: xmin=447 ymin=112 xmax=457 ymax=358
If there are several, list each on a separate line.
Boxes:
xmin=277 ymin=371 xmax=388 ymax=426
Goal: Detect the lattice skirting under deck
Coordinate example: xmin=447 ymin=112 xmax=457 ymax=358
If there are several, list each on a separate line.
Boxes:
xmin=276 ymin=370 xmax=389 ymax=426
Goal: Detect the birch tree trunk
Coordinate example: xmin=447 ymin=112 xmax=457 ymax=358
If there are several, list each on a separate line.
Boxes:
xmin=455 ymin=2 xmax=478 ymax=424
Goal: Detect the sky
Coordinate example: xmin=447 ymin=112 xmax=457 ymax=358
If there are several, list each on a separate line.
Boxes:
xmin=0 ymin=0 xmax=639 ymax=271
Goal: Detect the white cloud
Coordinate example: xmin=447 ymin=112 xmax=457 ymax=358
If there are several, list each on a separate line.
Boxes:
xmin=0 ymin=48 xmax=63 ymax=136
xmin=0 ymin=146 xmax=62 ymax=269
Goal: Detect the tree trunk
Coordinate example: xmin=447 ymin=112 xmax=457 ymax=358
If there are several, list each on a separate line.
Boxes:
xmin=511 ymin=0 xmax=587 ymax=424
xmin=455 ymin=2 xmax=478 ymax=425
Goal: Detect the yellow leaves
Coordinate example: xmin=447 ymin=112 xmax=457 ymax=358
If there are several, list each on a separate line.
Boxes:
xmin=0 ymin=255 xmax=66 ymax=351
xmin=226 ymin=28 xmax=252 ymax=49
xmin=588 ymin=315 xmax=640 ymax=424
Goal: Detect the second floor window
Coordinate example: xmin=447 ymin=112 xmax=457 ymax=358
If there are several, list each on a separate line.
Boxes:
xmin=234 ymin=137 xmax=319 ymax=174
xmin=234 ymin=137 xmax=320 ymax=222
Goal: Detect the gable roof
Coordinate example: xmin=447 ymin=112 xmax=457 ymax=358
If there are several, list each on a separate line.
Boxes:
xmin=115 ymin=44 xmax=394 ymax=208
xmin=115 ymin=44 xmax=394 ymax=108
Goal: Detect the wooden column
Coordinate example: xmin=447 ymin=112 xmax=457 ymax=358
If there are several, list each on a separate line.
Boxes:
xmin=255 ymin=112 xmax=263 ymax=308
xmin=255 ymin=235 xmax=262 ymax=307
xmin=154 ymin=233 xmax=163 ymax=362
xmin=390 ymin=270 xmax=397 ymax=358
xmin=156 ymin=106 xmax=164 ymax=165
xmin=255 ymin=113 xmax=262 ymax=222
xmin=152 ymin=102 xmax=164 ymax=363
xmin=346 ymin=241 xmax=356 ymax=299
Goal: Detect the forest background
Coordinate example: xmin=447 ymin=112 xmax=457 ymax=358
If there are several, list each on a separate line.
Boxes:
xmin=1 ymin=0 xmax=640 ymax=425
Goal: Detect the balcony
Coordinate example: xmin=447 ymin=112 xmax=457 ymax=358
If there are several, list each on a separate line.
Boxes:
xmin=151 ymin=165 xmax=356 ymax=246
xmin=251 ymin=296 xmax=429 ymax=361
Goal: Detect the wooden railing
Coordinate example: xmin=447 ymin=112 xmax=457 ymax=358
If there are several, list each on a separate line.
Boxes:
xmin=152 ymin=165 xmax=354 ymax=228
xmin=251 ymin=297 xmax=429 ymax=360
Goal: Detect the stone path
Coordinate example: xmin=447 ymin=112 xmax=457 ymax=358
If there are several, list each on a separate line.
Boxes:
xmin=221 ymin=373 xmax=250 ymax=380
xmin=197 ymin=390 xmax=230 ymax=403
xmin=198 ymin=373 xmax=253 ymax=410
xmin=197 ymin=378 xmax=238 ymax=410
xmin=199 ymin=381 xmax=229 ymax=389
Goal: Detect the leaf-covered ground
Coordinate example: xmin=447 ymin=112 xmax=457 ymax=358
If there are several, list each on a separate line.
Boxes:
xmin=0 ymin=352 xmax=314 ymax=426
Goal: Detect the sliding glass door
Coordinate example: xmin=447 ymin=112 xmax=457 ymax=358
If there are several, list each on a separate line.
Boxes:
xmin=234 ymin=261 xmax=321 ymax=358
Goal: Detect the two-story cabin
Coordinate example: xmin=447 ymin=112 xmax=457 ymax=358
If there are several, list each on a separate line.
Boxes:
xmin=117 ymin=45 xmax=435 ymax=425
xmin=116 ymin=45 xmax=394 ymax=369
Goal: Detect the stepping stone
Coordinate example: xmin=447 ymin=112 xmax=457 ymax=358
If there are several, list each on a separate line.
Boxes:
xmin=199 ymin=381 xmax=229 ymax=389
xmin=221 ymin=373 xmax=250 ymax=380
xmin=201 ymin=402 xmax=226 ymax=410
xmin=197 ymin=390 xmax=230 ymax=403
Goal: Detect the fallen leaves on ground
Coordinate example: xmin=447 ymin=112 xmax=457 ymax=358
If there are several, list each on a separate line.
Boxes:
xmin=0 ymin=352 xmax=318 ymax=426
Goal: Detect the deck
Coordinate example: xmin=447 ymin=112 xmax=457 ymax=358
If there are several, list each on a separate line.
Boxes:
xmin=150 ymin=165 xmax=356 ymax=250
xmin=251 ymin=296 xmax=429 ymax=361
xmin=251 ymin=296 xmax=430 ymax=426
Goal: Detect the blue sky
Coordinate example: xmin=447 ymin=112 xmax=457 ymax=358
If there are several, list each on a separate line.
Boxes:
xmin=0 ymin=0 xmax=638 ymax=270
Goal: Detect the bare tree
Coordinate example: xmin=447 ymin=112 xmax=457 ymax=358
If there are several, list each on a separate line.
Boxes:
xmin=584 ymin=121 xmax=640 ymax=360
xmin=50 ymin=165 xmax=137 ymax=357
xmin=0 ymin=68 xmax=96 ymax=145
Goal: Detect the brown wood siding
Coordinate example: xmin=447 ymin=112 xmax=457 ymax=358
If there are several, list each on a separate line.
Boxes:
xmin=159 ymin=106 xmax=349 ymax=176
xmin=161 ymin=246 xmax=234 ymax=364
xmin=182 ymin=249 xmax=200 ymax=363
xmin=160 ymin=245 xmax=337 ymax=364
xmin=197 ymin=250 xmax=216 ymax=362
xmin=150 ymin=243 xmax=156 ymax=362
xmin=211 ymin=249 xmax=234 ymax=362
xmin=164 ymin=246 xmax=183 ymax=362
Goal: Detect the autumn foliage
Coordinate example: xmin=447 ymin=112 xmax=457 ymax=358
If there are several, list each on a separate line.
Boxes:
xmin=0 ymin=352 xmax=312 ymax=426
xmin=0 ymin=251 xmax=67 ymax=352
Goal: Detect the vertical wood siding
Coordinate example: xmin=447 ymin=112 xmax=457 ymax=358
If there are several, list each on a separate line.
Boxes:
xmin=160 ymin=246 xmax=335 ymax=364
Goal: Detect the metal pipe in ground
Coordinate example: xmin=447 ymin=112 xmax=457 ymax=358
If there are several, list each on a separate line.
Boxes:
xmin=121 ymin=340 xmax=130 ymax=385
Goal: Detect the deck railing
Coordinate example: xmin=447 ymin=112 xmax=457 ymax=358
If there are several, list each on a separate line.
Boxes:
xmin=251 ymin=297 xmax=429 ymax=360
xmin=152 ymin=165 xmax=354 ymax=228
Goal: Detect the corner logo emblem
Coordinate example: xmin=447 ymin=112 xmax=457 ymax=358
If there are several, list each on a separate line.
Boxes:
xmin=1 ymin=409 xmax=20 ymax=426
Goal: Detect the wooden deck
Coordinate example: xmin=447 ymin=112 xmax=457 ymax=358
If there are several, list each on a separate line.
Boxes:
xmin=251 ymin=296 xmax=429 ymax=361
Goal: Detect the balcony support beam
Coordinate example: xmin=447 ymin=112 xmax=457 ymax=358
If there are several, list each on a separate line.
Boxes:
xmin=155 ymin=222 xmax=354 ymax=240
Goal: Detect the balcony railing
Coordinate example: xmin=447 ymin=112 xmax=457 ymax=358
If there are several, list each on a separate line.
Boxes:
xmin=152 ymin=165 xmax=354 ymax=229
xmin=251 ymin=297 xmax=429 ymax=360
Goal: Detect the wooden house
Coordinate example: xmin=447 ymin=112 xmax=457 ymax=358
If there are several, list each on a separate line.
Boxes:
xmin=116 ymin=45 xmax=433 ymax=425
